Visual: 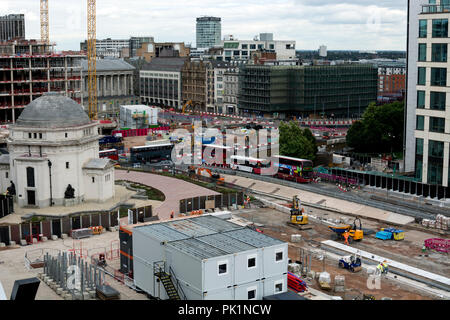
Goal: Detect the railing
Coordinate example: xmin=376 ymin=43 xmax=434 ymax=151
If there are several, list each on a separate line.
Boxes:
xmin=422 ymin=4 xmax=450 ymax=13
xmin=169 ymin=266 xmax=186 ymax=300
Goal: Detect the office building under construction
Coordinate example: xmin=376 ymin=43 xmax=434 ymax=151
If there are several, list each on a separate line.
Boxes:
xmin=238 ymin=64 xmax=378 ymax=118
xmin=0 ymin=40 xmax=84 ymax=123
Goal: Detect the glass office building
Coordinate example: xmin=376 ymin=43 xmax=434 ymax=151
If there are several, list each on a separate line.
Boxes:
xmin=196 ymin=17 xmax=221 ymax=49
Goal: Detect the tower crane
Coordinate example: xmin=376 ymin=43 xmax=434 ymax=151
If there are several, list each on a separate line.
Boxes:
xmin=87 ymin=0 xmax=97 ymax=120
xmin=40 ymin=0 xmax=49 ymax=45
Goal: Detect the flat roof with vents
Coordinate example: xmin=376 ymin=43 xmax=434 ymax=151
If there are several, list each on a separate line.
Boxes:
xmin=133 ymin=215 xmax=286 ymax=261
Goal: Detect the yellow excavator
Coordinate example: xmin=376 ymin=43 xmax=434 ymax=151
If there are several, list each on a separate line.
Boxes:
xmin=182 ymin=100 xmax=194 ymax=114
xmin=287 ymin=195 xmax=310 ymax=230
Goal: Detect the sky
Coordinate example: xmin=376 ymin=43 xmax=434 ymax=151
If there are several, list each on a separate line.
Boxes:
xmin=2 ymin=0 xmax=407 ymax=51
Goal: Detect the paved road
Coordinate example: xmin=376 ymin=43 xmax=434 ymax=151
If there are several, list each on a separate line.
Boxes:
xmin=115 ymin=170 xmax=219 ymax=220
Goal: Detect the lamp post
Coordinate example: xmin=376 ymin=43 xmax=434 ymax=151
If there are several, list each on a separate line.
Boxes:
xmin=48 ymin=159 xmax=53 ymax=207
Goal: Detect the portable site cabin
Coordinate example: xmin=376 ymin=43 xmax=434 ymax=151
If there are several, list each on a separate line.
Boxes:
xmin=132 ymin=215 xmax=288 ymax=300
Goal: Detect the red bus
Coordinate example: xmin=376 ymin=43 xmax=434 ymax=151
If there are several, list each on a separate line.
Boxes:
xmin=273 ymin=155 xmax=314 ymax=183
xmin=202 ymin=144 xmax=232 ymax=166
xmin=230 ymin=155 xmax=272 ymax=175
xmin=99 ymin=149 xmax=119 ymax=161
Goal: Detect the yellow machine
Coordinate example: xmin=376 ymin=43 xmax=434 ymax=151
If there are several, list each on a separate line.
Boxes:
xmin=182 ymin=100 xmax=194 ymax=114
xmin=328 ymin=218 xmax=363 ymax=244
xmin=288 ymin=195 xmax=309 ymax=227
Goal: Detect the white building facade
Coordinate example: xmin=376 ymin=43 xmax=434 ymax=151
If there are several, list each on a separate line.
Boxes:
xmin=221 ymin=34 xmax=296 ymax=62
xmin=1 ymin=92 xmax=115 ymax=208
xmin=406 ymin=0 xmax=450 ymax=186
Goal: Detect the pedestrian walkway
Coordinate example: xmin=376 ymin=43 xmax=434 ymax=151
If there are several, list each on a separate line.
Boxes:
xmin=221 ymin=174 xmax=415 ymax=225
xmin=115 ymin=170 xmax=219 ymax=220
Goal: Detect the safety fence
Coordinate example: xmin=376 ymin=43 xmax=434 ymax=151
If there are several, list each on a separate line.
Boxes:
xmin=112 ymin=126 xmax=170 ymax=138
xmin=179 ymin=192 xmax=245 ymax=214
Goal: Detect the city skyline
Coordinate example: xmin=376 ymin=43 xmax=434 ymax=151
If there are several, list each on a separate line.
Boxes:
xmin=2 ymin=0 xmax=407 ymax=51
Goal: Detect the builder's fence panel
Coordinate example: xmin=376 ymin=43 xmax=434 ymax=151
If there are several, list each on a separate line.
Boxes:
xmin=179 ymin=192 xmax=245 ymax=214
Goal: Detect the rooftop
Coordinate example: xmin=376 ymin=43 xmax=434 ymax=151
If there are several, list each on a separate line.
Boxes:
xmin=134 ymin=215 xmax=285 ymax=260
xmin=142 ymin=57 xmax=188 ymax=72
xmin=14 ymin=92 xmax=91 ymax=129
xmin=81 ymin=59 xmax=135 ymax=72
xmin=83 ymin=158 xmax=113 ymax=170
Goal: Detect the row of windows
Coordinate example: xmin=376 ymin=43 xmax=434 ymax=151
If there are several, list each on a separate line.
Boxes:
xmin=27 ymin=132 xmax=43 ymax=139
xmin=417 ymin=67 xmax=447 ymax=86
xmin=418 ymin=43 xmax=448 ymax=62
xmin=417 ymin=90 xmax=446 ymax=110
xmin=416 ymin=115 xmax=446 ymax=133
xmin=419 ymin=19 xmax=449 ymax=38
xmin=217 ymin=251 xmax=283 ymax=276
xmin=415 ymin=138 xmax=448 ymax=185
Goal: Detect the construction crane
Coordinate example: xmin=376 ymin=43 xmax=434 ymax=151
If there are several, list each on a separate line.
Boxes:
xmin=87 ymin=0 xmax=97 ymax=120
xmin=40 ymin=0 xmax=49 ymax=45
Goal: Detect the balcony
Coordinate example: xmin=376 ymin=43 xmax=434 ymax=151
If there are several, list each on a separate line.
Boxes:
xmin=422 ymin=4 xmax=450 ymax=14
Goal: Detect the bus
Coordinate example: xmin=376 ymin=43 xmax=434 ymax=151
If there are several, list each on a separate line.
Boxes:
xmin=130 ymin=142 xmax=173 ymax=164
xmin=273 ymin=155 xmax=314 ymax=183
xmin=202 ymin=144 xmax=233 ymax=166
xmin=230 ymin=155 xmax=272 ymax=174
xmin=99 ymin=149 xmax=119 ymax=161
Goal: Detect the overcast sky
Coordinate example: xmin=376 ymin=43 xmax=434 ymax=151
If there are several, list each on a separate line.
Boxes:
xmin=3 ymin=0 xmax=407 ymax=51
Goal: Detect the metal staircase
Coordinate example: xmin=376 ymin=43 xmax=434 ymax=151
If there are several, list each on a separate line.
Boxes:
xmin=154 ymin=261 xmax=185 ymax=300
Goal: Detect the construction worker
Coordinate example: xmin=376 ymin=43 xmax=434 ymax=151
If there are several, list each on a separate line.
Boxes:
xmin=343 ymin=232 xmax=350 ymax=246
xmin=170 ymin=211 xmax=174 ymax=219
xmin=382 ymin=260 xmax=389 ymax=274
xmin=376 ymin=262 xmax=384 ymax=275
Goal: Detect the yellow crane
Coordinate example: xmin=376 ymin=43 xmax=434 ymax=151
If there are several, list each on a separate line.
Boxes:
xmin=87 ymin=0 xmax=97 ymax=120
xmin=40 ymin=0 xmax=49 ymax=45
xmin=182 ymin=100 xmax=193 ymax=114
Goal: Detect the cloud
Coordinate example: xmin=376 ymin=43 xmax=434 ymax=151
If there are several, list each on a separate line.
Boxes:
xmin=2 ymin=0 xmax=407 ymax=51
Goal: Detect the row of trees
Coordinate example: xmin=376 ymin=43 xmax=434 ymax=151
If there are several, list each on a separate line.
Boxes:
xmin=346 ymin=101 xmax=404 ymax=154
xmin=279 ymin=121 xmax=317 ymax=161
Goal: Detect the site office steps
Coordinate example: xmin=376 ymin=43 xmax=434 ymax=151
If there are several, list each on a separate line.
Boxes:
xmin=153 ymin=261 xmax=185 ymax=300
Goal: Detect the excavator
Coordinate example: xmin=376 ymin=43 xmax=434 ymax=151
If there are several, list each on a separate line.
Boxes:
xmin=182 ymin=100 xmax=194 ymax=114
xmin=287 ymin=195 xmax=310 ymax=230
xmin=189 ymin=166 xmax=224 ymax=184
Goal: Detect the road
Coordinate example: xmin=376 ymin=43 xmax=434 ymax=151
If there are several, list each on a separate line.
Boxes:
xmin=115 ymin=170 xmax=219 ymax=220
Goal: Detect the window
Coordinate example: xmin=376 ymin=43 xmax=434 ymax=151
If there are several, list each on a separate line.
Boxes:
xmin=415 ymin=138 xmax=424 ymax=181
xmin=270 ymin=44 xmax=275 ymax=50
xmin=432 ymin=19 xmax=448 ymax=38
xmin=218 ymin=261 xmax=228 ymax=275
xmin=428 ymin=140 xmax=444 ymax=185
xmin=275 ymin=250 xmax=283 ymax=262
xmin=39 ymin=133 xmax=42 ymax=139
xmin=250 ymin=44 xmax=256 ymax=50
xmin=429 ymin=117 xmax=445 ymax=133
xmin=33 ymin=133 xmax=37 ymax=139
xmin=258 ymin=44 xmax=264 ymax=50
xmin=247 ymin=288 xmax=256 ymax=300
xmin=241 ymin=44 xmax=248 ymax=49
xmin=430 ymin=91 xmax=446 ymax=110
xmin=432 ymin=43 xmax=447 ymax=62
xmin=417 ymin=91 xmax=425 ymax=109
xmin=66 ymin=162 xmax=69 ymax=169
xmin=28 ymin=133 xmax=32 ymax=139
xmin=431 ymin=67 xmax=447 ymax=86
xmin=92 ymin=177 xmax=95 ymax=183
xmin=26 ymin=167 xmax=35 ymax=188
xmin=274 ymin=281 xmax=283 ymax=293
xmin=65 ymin=133 xmax=68 ymax=138
xmin=419 ymin=20 xmax=427 ymax=38
xmin=5 ymin=172 xmax=8 ymax=178
xmin=418 ymin=67 xmax=426 ymax=85
xmin=247 ymin=256 xmax=256 ymax=269
xmin=416 ymin=115 xmax=425 ymax=130
xmin=419 ymin=43 xmax=427 ymax=61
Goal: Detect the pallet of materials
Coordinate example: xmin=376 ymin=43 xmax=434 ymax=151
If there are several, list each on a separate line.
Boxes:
xmin=96 ymin=285 xmax=120 ymax=300
xmin=71 ymin=228 xmax=93 ymax=239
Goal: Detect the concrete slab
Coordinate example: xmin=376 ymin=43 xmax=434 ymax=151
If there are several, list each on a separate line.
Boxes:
xmin=321 ymin=240 xmax=450 ymax=287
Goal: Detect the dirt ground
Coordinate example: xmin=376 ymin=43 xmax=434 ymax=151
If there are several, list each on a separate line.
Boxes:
xmin=237 ymin=205 xmax=447 ymax=300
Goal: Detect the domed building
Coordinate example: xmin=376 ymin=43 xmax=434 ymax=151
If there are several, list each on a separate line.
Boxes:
xmin=0 ymin=92 xmax=115 ymax=208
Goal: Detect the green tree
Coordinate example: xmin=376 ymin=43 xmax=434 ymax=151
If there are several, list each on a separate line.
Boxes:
xmin=279 ymin=121 xmax=317 ymax=161
xmin=346 ymin=101 xmax=404 ymax=154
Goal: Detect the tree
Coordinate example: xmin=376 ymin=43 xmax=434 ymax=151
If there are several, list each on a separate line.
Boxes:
xmin=346 ymin=101 xmax=404 ymax=154
xmin=279 ymin=121 xmax=317 ymax=161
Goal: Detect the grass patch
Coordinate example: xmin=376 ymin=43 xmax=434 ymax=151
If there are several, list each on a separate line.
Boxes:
xmin=130 ymin=183 xmax=166 ymax=201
